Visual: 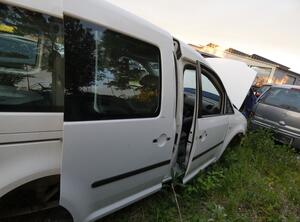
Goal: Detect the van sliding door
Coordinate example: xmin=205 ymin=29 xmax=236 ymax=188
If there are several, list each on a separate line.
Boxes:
xmin=60 ymin=4 xmax=176 ymax=221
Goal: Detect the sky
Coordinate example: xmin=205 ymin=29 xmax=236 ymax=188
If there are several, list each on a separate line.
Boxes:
xmin=108 ymin=0 xmax=300 ymax=73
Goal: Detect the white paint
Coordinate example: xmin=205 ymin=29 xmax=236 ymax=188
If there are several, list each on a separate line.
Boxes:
xmin=207 ymin=58 xmax=257 ymax=109
xmin=0 ymin=1 xmax=248 ymax=221
xmin=0 ymin=140 xmax=62 ymax=198
xmin=61 ymin=1 xmax=176 ymax=221
xmin=0 ymin=113 xmax=63 ymax=134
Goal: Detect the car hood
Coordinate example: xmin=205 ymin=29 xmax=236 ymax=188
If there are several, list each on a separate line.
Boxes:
xmin=206 ymin=58 xmax=257 ymax=109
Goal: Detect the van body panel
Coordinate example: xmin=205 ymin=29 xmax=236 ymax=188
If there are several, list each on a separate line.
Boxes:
xmin=63 ymin=0 xmax=172 ymax=47
xmin=217 ymin=110 xmax=247 ymax=158
xmin=60 ymin=1 xmax=176 ymax=221
xmin=180 ymin=60 xmax=201 ymax=182
xmin=0 ymin=113 xmax=63 ymax=135
xmin=186 ymin=115 xmax=229 ymax=176
xmin=84 ymin=184 xmax=161 ymax=222
xmin=207 ymin=58 xmax=257 ymax=109
xmin=61 ymin=119 xmax=175 ymax=221
xmin=0 ymin=140 xmax=62 ymax=198
xmin=0 ymin=0 xmax=64 ymax=202
xmin=180 ymin=41 xmax=208 ymax=64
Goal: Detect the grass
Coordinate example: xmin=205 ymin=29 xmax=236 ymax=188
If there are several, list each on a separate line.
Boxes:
xmin=100 ymin=130 xmax=300 ymax=222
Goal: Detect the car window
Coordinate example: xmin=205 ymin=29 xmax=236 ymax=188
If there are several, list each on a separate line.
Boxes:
xmin=261 ymin=87 xmax=300 ymax=113
xmin=0 ymin=3 xmax=64 ymax=112
xmin=183 ymin=67 xmax=197 ymax=116
xmin=64 ymin=16 xmax=161 ymax=121
xmin=201 ymin=74 xmax=222 ymax=116
xmin=256 ymin=85 xmax=270 ymax=95
xmin=226 ymin=96 xmax=234 ymax=114
xmin=184 ymin=69 xmax=196 ymax=91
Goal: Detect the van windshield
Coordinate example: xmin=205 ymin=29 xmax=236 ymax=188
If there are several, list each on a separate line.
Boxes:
xmin=261 ymin=87 xmax=300 ymax=113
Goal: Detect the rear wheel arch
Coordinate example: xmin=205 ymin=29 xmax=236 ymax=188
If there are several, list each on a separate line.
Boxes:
xmin=0 ymin=140 xmax=62 ymax=198
xmin=217 ymin=130 xmax=245 ymax=160
xmin=0 ymin=175 xmax=73 ymax=221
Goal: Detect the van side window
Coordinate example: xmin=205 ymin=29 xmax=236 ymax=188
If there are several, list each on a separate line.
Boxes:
xmin=0 ymin=3 xmax=64 ymax=112
xmin=201 ymin=74 xmax=222 ymax=116
xmin=64 ymin=16 xmax=161 ymax=121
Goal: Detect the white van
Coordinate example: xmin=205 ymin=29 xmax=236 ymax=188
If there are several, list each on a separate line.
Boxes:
xmin=0 ymin=0 xmax=256 ymax=221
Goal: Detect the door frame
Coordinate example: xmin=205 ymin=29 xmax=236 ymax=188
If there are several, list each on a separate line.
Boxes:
xmin=182 ymin=61 xmax=230 ymax=184
xmin=182 ymin=60 xmax=202 ymax=179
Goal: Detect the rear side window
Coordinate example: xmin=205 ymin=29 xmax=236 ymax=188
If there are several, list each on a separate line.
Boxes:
xmin=64 ymin=16 xmax=161 ymax=121
xmin=201 ymin=74 xmax=222 ymax=116
xmin=261 ymin=87 xmax=300 ymax=113
xmin=0 ymin=3 xmax=64 ymax=112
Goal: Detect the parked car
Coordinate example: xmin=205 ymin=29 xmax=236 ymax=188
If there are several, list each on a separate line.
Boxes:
xmin=0 ymin=0 xmax=255 ymax=221
xmin=251 ymin=84 xmax=300 ymax=149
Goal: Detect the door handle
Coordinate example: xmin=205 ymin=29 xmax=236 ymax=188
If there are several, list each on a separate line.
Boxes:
xmin=153 ymin=134 xmax=171 ymax=146
xmin=199 ymin=131 xmax=208 ymax=139
xmin=153 ymin=137 xmax=171 ymax=143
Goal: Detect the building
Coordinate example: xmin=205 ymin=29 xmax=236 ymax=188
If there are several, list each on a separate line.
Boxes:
xmin=190 ymin=43 xmax=300 ymax=87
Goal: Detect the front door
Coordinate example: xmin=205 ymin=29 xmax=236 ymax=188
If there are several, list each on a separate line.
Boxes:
xmin=183 ymin=64 xmax=229 ymax=183
xmin=60 ymin=15 xmax=175 ymax=221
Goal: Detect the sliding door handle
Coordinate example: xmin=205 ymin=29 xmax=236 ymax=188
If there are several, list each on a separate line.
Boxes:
xmin=153 ymin=134 xmax=171 ymax=146
xmin=153 ymin=137 xmax=171 ymax=143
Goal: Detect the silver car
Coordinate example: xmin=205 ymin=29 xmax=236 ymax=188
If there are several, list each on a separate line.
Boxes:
xmin=252 ymin=84 xmax=300 ymax=149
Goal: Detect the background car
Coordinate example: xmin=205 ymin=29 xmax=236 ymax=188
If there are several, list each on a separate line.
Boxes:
xmin=254 ymin=84 xmax=272 ymax=97
xmin=251 ymin=84 xmax=300 ymax=149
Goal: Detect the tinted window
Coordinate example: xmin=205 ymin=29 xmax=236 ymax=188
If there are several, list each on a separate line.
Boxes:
xmin=226 ymin=96 xmax=234 ymax=114
xmin=286 ymin=75 xmax=296 ymax=85
xmin=261 ymin=87 xmax=300 ymax=113
xmin=64 ymin=16 xmax=161 ymax=121
xmin=0 ymin=3 xmax=64 ymax=112
xmin=256 ymin=85 xmax=271 ymax=95
xmin=201 ymin=74 xmax=222 ymax=115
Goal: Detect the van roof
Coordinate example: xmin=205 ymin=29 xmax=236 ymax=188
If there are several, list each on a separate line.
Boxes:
xmin=65 ymin=0 xmax=207 ymax=64
xmin=64 ymin=0 xmax=172 ymax=40
xmin=179 ymin=40 xmax=208 ymax=64
xmin=4 ymin=0 xmax=207 ymax=65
